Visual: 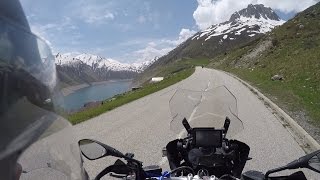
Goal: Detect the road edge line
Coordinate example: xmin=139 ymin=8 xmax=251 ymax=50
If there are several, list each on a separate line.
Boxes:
xmin=222 ymin=70 xmax=320 ymax=153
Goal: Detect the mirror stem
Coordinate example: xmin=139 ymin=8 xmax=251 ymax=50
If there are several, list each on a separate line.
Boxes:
xmin=265 ymin=166 xmax=288 ymax=179
xmin=182 ymin=118 xmax=192 ymax=133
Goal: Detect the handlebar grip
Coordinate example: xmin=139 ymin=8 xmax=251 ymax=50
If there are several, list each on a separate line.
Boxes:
xmin=94 ymin=164 xmax=131 ymax=180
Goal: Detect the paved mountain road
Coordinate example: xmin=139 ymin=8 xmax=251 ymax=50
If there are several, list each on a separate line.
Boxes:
xmin=73 ymin=67 xmax=319 ymax=179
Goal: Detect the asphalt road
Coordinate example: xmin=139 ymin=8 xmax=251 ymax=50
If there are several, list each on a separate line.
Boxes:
xmin=73 ymin=67 xmax=319 ymax=179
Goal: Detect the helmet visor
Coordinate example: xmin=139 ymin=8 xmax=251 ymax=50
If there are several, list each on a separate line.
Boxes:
xmin=0 ymin=17 xmax=88 ymax=180
xmin=0 ymin=17 xmax=63 ymax=160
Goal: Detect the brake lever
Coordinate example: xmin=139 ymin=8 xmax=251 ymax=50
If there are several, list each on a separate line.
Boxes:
xmin=125 ymin=153 xmax=135 ymax=159
xmin=94 ymin=164 xmax=132 ymax=180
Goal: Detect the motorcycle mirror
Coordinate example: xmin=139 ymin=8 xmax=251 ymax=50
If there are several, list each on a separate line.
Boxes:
xmin=266 ymin=150 xmax=320 ymax=178
xmin=79 ymin=139 xmax=108 ymax=160
xmin=307 ymin=150 xmax=320 ymax=173
xmin=287 ymin=150 xmax=320 ymax=172
xmin=79 ymin=139 xmax=126 ymax=160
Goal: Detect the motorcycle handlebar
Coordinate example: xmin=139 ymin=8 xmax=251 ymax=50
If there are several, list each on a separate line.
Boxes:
xmin=146 ymin=174 xmax=239 ymax=180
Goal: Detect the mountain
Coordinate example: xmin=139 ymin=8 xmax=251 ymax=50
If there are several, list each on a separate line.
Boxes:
xmin=55 ymin=53 xmax=156 ymax=72
xmin=134 ymin=4 xmax=284 ymax=85
xmin=55 ymin=53 xmax=156 ymax=87
xmin=192 ymin=4 xmax=284 ymax=42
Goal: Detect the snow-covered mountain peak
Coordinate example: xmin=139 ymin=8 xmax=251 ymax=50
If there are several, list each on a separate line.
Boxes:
xmin=192 ymin=4 xmax=285 ymax=42
xmin=230 ymin=4 xmax=281 ymax=22
xmin=55 ymin=53 xmax=156 ymax=73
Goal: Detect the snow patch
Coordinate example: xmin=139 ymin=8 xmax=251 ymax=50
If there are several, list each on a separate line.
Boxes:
xmin=235 ymin=28 xmax=246 ymax=35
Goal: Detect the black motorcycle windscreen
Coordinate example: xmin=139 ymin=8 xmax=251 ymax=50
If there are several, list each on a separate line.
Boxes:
xmin=169 ymin=86 xmax=244 ymax=138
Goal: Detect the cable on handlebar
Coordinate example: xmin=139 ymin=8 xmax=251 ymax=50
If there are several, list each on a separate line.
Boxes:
xmin=159 ymin=171 xmax=170 ymax=180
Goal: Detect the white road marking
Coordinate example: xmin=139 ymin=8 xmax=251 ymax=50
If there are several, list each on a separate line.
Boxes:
xmin=205 ymin=81 xmax=211 ymax=91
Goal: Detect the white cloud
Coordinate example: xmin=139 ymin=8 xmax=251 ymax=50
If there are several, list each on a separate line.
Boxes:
xmin=143 ymin=2 xmax=152 ymax=12
xmin=193 ymin=0 xmax=318 ymax=30
xmin=84 ymin=12 xmax=115 ymax=24
xmin=163 ymin=28 xmax=197 ymax=45
xmin=118 ymin=28 xmax=196 ymax=63
xmin=29 ymin=17 xmax=80 ymax=53
xmin=130 ymin=28 xmax=196 ymax=62
xmin=51 ymin=27 xmax=195 ymax=63
xmin=114 ymin=23 xmax=133 ymax=32
xmin=71 ymin=1 xmax=115 ymax=25
xmin=114 ymin=40 xmax=173 ymax=63
xmin=132 ymin=45 xmax=172 ymax=63
xmin=105 ymin=13 xmax=115 ymax=19
xmin=138 ymin=15 xmax=147 ymax=24
xmin=178 ymin=29 xmax=197 ymax=44
xmin=30 ymin=25 xmax=54 ymax=51
xmin=38 ymin=17 xmax=77 ymax=32
xmin=260 ymin=0 xmax=319 ymax=13
xmin=148 ymin=42 xmax=157 ymax=47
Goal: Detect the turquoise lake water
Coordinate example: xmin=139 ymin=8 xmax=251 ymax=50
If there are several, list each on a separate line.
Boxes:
xmin=61 ymin=81 xmax=132 ymax=110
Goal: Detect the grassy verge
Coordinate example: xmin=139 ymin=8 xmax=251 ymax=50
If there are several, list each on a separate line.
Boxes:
xmin=67 ymin=67 xmax=195 ymax=124
xmin=207 ymin=5 xmax=320 ymax=126
xmin=209 ymin=42 xmax=320 ymax=126
xmin=223 ymin=67 xmax=319 ymax=124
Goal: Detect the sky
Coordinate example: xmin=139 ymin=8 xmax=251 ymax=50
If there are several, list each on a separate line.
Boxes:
xmin=20 ymin=0 xmax=319 ymax=64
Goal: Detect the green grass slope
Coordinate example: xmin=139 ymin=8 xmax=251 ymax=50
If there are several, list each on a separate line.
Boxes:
xmin=209 ymin=2 xmax=320 ymax=127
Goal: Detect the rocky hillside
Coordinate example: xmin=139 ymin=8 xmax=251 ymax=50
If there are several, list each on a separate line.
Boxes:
xmin=135 ymin=4 xmax=284 ymax=85
xmin=56 ymin=53 xmax=157 ymax=87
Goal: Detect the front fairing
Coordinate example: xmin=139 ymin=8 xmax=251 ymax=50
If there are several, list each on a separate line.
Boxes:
xmin=169 ymin=86 xmax=243 ymax=138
